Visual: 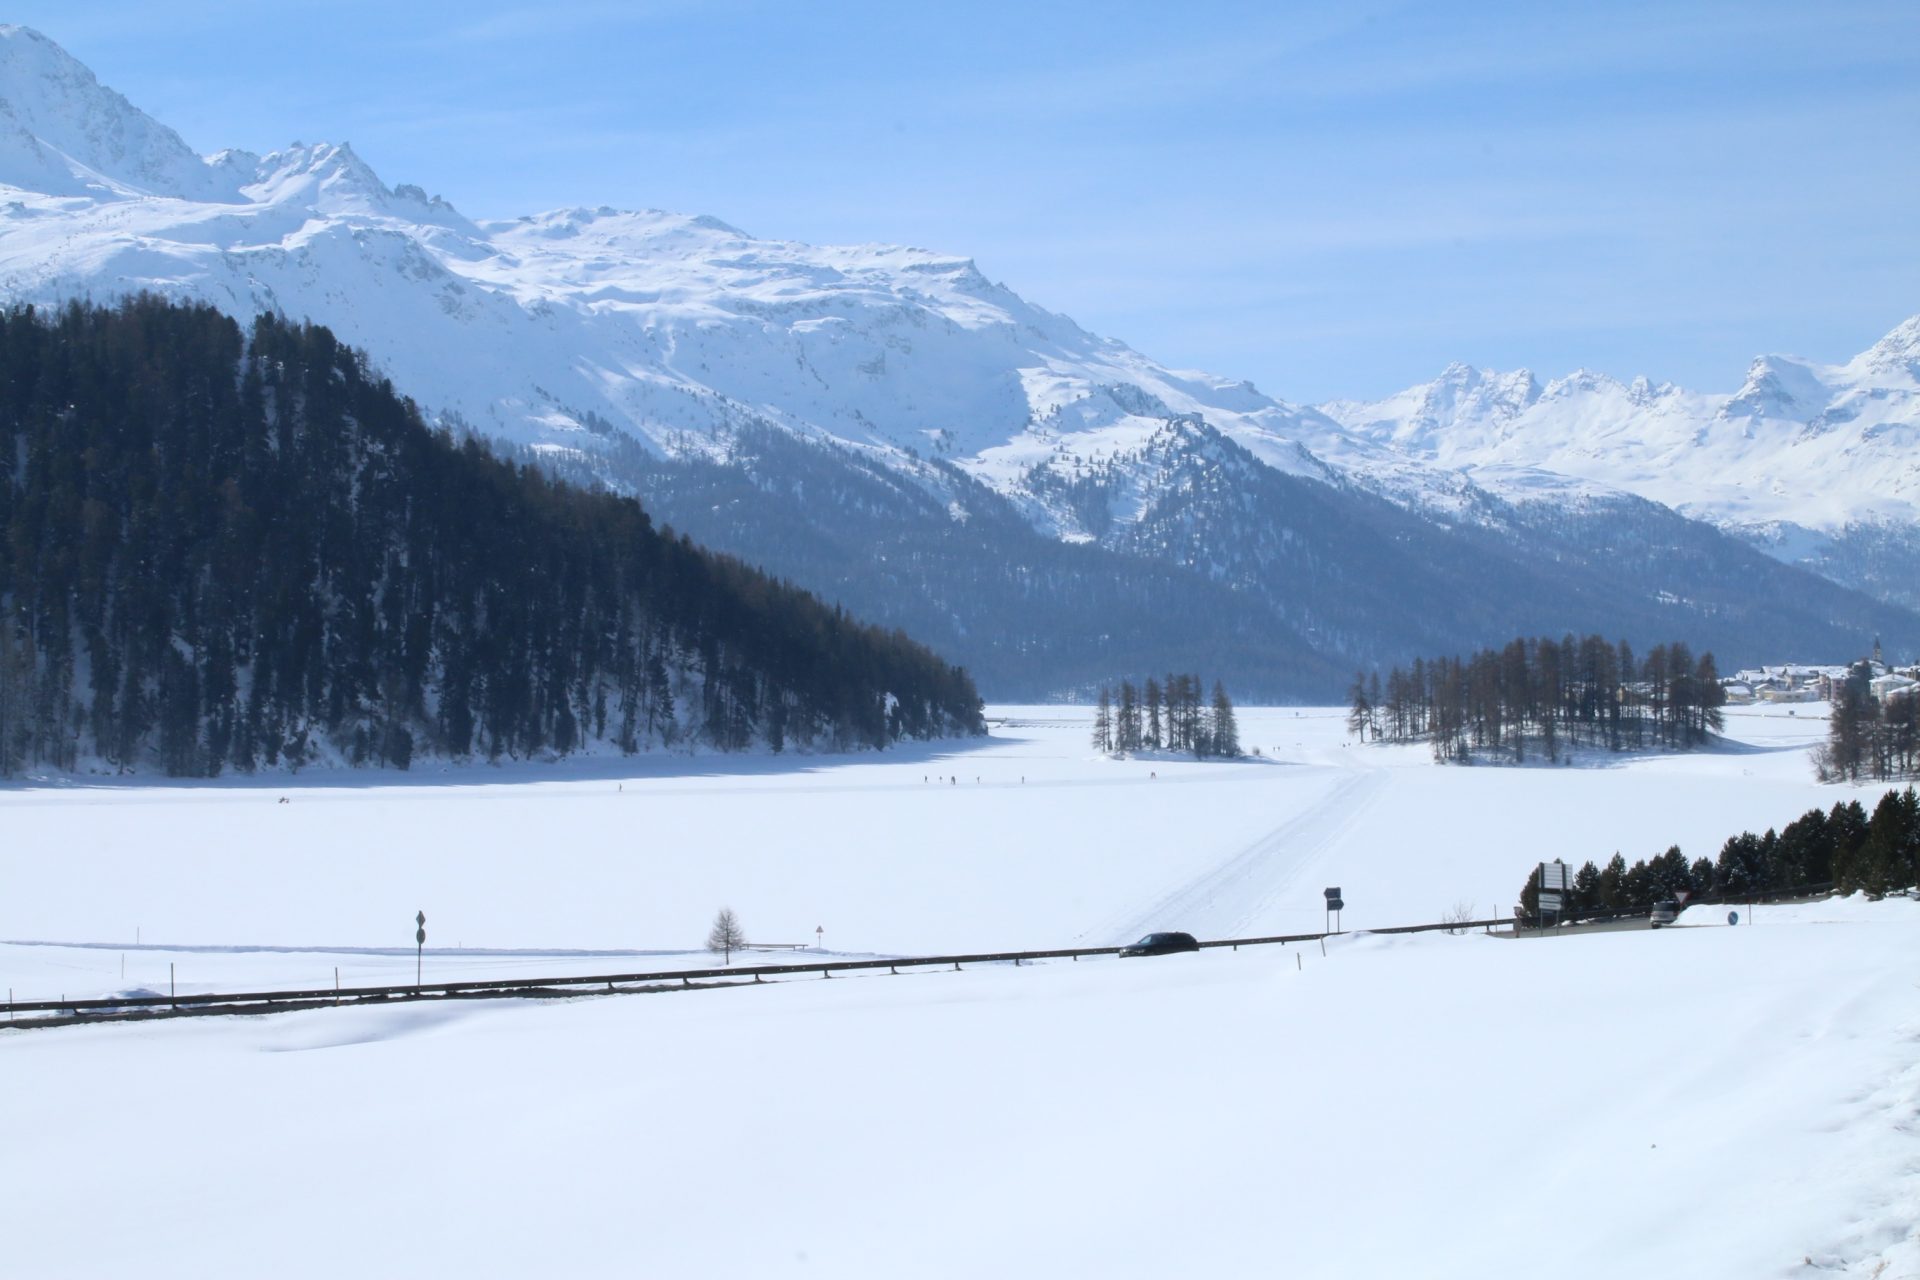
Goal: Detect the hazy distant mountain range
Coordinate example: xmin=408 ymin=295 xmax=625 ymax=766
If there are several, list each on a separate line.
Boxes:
xmin=2 ymin=24 xmax=1914 ymax=697
xmin=1321 ymin=331 xmax=1920 ymax=612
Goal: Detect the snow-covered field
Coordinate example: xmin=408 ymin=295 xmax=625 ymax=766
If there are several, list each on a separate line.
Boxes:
xmin=3 ymin=705 xmax=1916 ymax=1277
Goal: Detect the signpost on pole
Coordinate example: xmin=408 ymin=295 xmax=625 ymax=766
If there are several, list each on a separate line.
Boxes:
xmin=1323 ymin=886 xmax=1344 ymax=933
xmin=1537 ymin=861 xmax=1571 ymax=934
xmin=415 ymin=911 xmax=426 ymax=988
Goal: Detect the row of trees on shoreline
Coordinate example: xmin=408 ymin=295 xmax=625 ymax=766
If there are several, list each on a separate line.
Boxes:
xmin=1516 ymin=787 xmax=1918 ymax=922
xmin=1092 ymin=675 xmax=1240 ymax=758
xmin=1349 ymin=634 xmax=1726 ymax=763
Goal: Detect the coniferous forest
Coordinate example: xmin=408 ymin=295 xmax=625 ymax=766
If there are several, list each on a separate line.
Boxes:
xmin=0 ymin=298 xmax=984 ymax=776
xmin=1348 ymin=634 xmax=1726 ymax=763
xmin=1515 ymin=785 xmax=1920 ymax=922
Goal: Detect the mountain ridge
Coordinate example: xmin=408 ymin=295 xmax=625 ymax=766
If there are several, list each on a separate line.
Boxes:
xmin=2 ymin=25 xmax=1915 ymax=693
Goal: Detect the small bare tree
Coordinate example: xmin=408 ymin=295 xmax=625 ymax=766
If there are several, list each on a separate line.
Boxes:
xmin=706 ymin=906 xmax=747 ymax=964
xmin=1440 ymin=901 xmax=1477 ymax=935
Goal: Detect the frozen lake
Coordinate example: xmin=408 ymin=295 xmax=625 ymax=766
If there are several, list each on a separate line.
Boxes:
xmin=0 ymin=704 xmax=1871 ymax=995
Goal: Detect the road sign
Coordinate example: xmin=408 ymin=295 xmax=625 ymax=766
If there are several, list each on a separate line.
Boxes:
xmin=1537 ymin=891 xmax=1565 ymax=912
xmin=1539 ymin=861 xmax=1571 ymax=892
xmin=1326 ymin=898 xmax=1345 ymax=912
xmin=1324 ymin=886 xmax=1341 ymax=901
xmin=415 ymin=911 xmax=426 ymax=986
xmin=1728 ymin=910 xmax=1739 ymax=926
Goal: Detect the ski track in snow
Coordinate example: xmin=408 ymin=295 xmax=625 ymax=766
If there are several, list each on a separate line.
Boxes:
xmin=1097 ymin=762 xmax=1389 ymax=944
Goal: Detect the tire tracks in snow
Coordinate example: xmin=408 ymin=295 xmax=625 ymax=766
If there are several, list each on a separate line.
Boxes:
xmin=1096 ymin=764 xmax=1390 ymax=945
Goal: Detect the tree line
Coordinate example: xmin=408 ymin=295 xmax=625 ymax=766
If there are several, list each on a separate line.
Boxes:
xmin=1516 ymin=786 xmax=1918 ymax=923
xmin=0 ymin=298 xmax=984 ymax=777
xmin=1091 ymin=674 xmax=1240 ymax=757
xmin=1819 ymin=662 xmax=1920 ymax=782
xmin=1348 ymin=634 xmax=1726 ymax=763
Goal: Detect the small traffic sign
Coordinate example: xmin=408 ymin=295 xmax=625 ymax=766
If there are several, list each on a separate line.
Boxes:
xmin=1324 ymin=886 xmax=1341 ymax=901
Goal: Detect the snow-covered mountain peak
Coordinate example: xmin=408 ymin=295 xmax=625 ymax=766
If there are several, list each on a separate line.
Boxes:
xmin=506 ymin=205 xmax=748 ymax=243
xmin=1321 ymin=315 xmax=1920 ymax=536
xmin=1720 ymin=353 xmax=1829 ymax=421
xmin=238 ymin=140 xmax=468 ymax=230
xmin=1540 ymin=368 xmax=1623 ymax=400
xmin=1319 ymin=362 xmax=1540 ymax=456
xmin=1624 ymin=374 xmax=1672 ymax=405
xmin=1426 ymin=360 xmax=1537 ymax=403
xmin=1846 ymin=314 xmax=1920 ymax=384
xmin=0 ymin=25 xmax=233 ymax=201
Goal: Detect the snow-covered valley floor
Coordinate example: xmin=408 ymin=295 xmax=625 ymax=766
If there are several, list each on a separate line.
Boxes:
xmin=3 ymin=706 xmax=1916 ymax=1277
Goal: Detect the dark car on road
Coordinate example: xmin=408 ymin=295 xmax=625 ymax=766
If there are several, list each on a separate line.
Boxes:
xmin=1119 ymin=931 xmax=1201 ymax=957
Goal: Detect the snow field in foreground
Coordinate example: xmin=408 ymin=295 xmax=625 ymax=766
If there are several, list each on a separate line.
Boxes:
xmin=1 ymin=898 xmax=1915 ymax=1279
xmin=1 ymin=705 xmax=1915 ymax=1276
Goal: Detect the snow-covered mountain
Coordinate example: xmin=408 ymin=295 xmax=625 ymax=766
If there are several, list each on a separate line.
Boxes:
xmin=1 ymin=24 xmax=1914 ymax=693
xmin=1321 ymin=328 xmax=1920 ymax=606
xmin=0 ymin=29 xmax=1433 ymax=509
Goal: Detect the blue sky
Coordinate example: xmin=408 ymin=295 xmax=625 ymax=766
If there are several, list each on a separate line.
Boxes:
xmin=13 ymin=0 xmax=1918 ymax=399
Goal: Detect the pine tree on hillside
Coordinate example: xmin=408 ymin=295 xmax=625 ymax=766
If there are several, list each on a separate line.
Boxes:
xmin=1165 ymin=672 xmax=1184 ymax=750
xmin=1828 ymin=798 xmax=1872 ymax=890
xmin=1347 ymin=671 xmax=1371 ymax=742
xmin=1856 ymin=788 xmax=1919 ymax=896
xmin=1210 ymin=680 xmax=1239 ymax=758
xmin=1117 ymin=680 xmax=1140 ymax=753
xmin=1597 ymin=853 xmax=1628 ymax=911
xmin=1144 ymin=676 xmax=1162 ymax=751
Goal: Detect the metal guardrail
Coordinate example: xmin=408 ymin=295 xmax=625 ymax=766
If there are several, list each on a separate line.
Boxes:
xmin=1 ymin=915 xmax=1520 ymax=1027
xmin=1511 ymin=882 xmax=1837 ymax=929
xmin=16 ymin=885 xmax=1841 ymax=1024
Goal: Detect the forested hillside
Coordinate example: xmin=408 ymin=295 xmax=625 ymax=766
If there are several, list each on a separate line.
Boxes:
xmin=540 ymin=424 xmax=1349 ymax=700
xmin=0 ymin=298 xmax=983 ymax=776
